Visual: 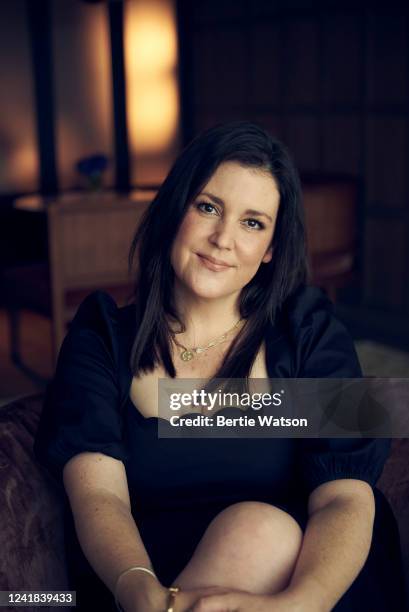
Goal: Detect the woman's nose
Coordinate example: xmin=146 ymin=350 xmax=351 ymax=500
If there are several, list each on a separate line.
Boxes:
xmin=208 ymin=219 xmax=235 ymax=250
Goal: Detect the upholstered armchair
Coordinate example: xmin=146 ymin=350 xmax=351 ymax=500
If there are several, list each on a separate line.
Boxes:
xmin=1 ymin=393 xmax=408 ymax=611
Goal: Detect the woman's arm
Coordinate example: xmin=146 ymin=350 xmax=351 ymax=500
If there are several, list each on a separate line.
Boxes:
xmin=284 ymin=478 xmax=376 ymax=611
xmin=63 ymin=451 xmax=168 ymax=612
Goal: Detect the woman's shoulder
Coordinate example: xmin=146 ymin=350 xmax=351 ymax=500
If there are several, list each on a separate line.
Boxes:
xmin=70 ymin=290 xmax=119 ymax=331
xmin=270 ymin=283 xmax=362 ymax=377
xmin=61 ymin=291 xmax=137 ymax=376
xmin=281 ymin=283 xmax=333 ymax=329
xmin=70 ymin=290 xmax=136 ymax=339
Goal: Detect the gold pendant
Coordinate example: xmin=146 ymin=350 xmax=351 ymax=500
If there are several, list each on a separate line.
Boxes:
xmin=181 ymin=350 xmax=194 ymax=361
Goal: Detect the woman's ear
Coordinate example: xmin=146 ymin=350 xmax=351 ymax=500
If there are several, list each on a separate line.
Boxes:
xmin=262 ymin=245 xmax=273 ymax=264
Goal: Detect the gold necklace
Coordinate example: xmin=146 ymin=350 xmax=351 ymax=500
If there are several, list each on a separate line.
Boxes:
xmin=171 ymin=319 xmax=244 ymax=362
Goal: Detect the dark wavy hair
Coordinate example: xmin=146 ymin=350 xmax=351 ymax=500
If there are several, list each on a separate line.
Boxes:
xmin=128 ymin=120 xmax=308 ymax=379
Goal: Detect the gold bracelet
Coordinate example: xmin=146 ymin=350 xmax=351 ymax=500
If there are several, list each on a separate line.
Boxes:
xmin=114 ymin=566 xmax=157 ymax=611
xmin=165 ymin=586 xmax=180 ymax=612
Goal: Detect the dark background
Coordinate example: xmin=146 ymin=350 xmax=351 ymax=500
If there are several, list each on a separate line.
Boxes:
xmin=1 ymin=0 xmax=409 ymax=349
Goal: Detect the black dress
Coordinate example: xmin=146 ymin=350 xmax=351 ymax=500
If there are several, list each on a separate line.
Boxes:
xmin=33 ymin=286 xmax=408 ymax=611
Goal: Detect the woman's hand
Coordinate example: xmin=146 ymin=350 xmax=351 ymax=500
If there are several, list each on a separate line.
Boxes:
xmin=186 ymin=588 xmax=317 ymax=612
xmin=119 ymin=577 xmax=234 ymax=612
xmin=172 ymin=586 xmax=246 ymax=612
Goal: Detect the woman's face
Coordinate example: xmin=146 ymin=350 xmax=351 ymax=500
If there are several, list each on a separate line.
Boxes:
xmin=170 ymin=161 xmax=280 ymax=303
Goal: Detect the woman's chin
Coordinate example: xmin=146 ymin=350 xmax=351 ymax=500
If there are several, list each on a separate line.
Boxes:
xmin=186 ymin=281 xmax=236 ymax=301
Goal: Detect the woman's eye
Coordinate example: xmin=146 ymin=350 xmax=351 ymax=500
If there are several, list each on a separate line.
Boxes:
xmin=196 ymin=203 xmax=264 ymax=230
xmin=197 ymin=202 xmax=218 ymax=214
xmin=243 ymin=218 xmax=264 ymax=230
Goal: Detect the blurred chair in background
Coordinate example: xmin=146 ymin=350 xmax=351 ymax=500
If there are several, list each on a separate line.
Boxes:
xmin=303 ymin=176 xmax=359 ymax=302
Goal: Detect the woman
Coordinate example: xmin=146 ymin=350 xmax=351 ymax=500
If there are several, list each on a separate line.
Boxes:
xmin=34 ymin=121 xmax=406 ymax=611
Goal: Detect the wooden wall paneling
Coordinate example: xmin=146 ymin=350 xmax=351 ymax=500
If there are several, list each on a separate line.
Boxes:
xmin=196 ymin=109 xmax=248 ymax=133
xmin=322 ymin=13 xmax=363 ymax=108
xmin=322 ymin=116 xmax=361 ymax=175
xmin=363 ymin=216 xmax=406 ymax=310
xmin=181 ymin=2 xmax=409 ymax=325
xmin=191 ymin=29 xmax=216 ymax=109
xmin=285 ymin=115 xmax=321 ymax=173
xmin=191 ymin=0 xmax=246 ymax=25
xmin=247 ymin=1 xmax=324 ymax=19
xmin=366 ymin=10 xmax=409 ymax=107
xmin=365 ymin=117 xmax=408 ymax=208
xmin=250 ymin=114 xmax=285 ymax=143
xmin=407 ymin=106 xmax=409 ymax=316
xmin=192 ymin=27 xmax=247 ymax=110
xmin=249 ymin=22 xmax=282 ymax=108
xmin=406 ymin=222 xmax=409 ymax=315
xmin=246 ymin=0 xmax=280 ymax=19
xmin=282 ymin=18 xmax=320 ymax=108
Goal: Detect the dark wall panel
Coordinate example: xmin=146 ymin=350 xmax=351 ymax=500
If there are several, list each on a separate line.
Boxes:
xmin=366 ymin=12 xmax=409 ymax=107
xmin=180 ymin=3 xmax=409 ymax=316
xmin=193 ymin=28 xmax=248 ymax=109
xmin=322 ymin=116 xmax=361 ymax=175
xmin=364 ymin=218 xmax=406 ymax=309
xmin=283 ymin=19 xmax=320 ymax=108
xmin=192 ymin=0 xmax=246 ymax=24
xmin=365 ymin=118 xmax=408 ymax=209
xmin=285 ymin=116 xmax=320 ymax=173
xmin=197 ymin=109 xmax=247 ymax=133
xmin=250 ymin=114 xmax=285 ymax=143
xmin=322 ymin=14 xmax=363 ymax=107
xmin=249 ymin=23 xmax=282 ymax=108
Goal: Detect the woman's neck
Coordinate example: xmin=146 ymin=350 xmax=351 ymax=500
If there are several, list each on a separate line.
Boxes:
xmin=170 ymin=284 xmax=242 ymax=347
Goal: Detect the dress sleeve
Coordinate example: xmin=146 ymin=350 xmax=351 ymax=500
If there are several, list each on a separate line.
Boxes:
xmin=287 ymin=285 xmax=391 ymax=497
xmin=33 ymin=291 xmax=126 ymax=488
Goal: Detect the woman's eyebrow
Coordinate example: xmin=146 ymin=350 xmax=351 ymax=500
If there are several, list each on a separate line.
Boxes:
xmin=199 ymin=191 xmax=273 ymax=222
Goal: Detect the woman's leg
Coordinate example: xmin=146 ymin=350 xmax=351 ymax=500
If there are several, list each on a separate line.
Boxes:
xmin=172 ymin=501 xmax=303 ymax=595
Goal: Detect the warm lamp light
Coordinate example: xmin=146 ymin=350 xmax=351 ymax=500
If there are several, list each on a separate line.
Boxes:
xmin=125 ymin=4 xmax=177 ymax=73
xmin=8 ymin=144 xmax=38 ymax=191
xmin=129 ymin=76 xmax=179 ymax=151
xmin=124 ymin=0 xmax=179 ymax=154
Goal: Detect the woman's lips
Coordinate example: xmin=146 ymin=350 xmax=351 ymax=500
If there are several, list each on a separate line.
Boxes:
xmin=196 ymin=253 xmax=233 ymax=272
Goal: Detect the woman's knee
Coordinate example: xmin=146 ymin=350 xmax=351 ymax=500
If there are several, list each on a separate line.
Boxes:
xmin=208 ymin=501 xmax=303 ymax=556
xmin=174 ymin=501 xmax=304 ymax=594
